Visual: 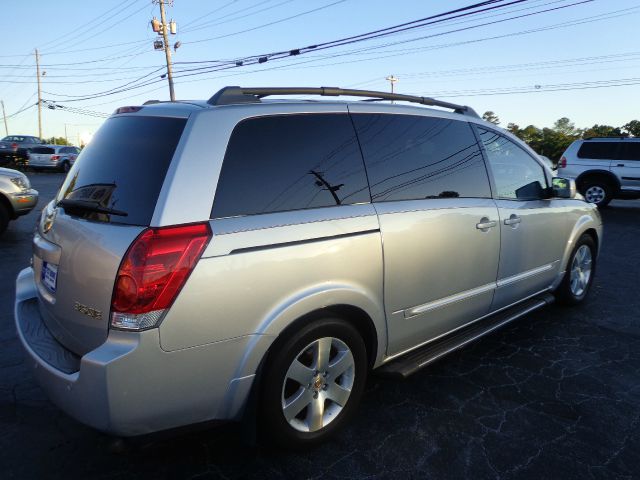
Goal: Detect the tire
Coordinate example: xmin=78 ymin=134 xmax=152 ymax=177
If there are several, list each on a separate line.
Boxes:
xmin=555 ymin=234 xmax=597 ymax=306
xmin=60 ymin=161 xmax=70 ymax=173
xmin=0 ymin=202 xmax=10 ymax=237
xmin=581 ymin=179 xmax=613 ymax=207
xmin=259 ymin=317 xmax=368 ymax=450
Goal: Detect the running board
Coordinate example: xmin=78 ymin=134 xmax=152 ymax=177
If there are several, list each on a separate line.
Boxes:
xmin=377 ymin=292 xmax=555 ymax=379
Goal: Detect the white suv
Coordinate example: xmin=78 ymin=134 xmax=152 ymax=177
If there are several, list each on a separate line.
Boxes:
xmin=558 ymin=137 xmax=640 ymax=206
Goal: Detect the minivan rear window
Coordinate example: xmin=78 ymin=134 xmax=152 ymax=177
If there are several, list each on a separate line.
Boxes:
xmin=56 ymin=116 xmax=186 ymax=226
xmin=577 ymin=142 xmax=619 ymax=160
xmin=31 ymin=147 xmax=55 ymax=154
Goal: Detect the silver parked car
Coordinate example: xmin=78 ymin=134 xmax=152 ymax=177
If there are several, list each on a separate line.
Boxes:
xmin=28 ymin=145 xmax=80 ymax=172
xmin=558 ymin=137 xmax=640 ymax=206
xmin=0 ymin=167 xmax=38 ymax=235
xmin=15 ymin=87 xmax=602 ymax=448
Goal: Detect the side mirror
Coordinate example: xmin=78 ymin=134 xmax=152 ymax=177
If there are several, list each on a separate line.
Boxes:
xmin=551 ymin=177 xmax=576 ymax=199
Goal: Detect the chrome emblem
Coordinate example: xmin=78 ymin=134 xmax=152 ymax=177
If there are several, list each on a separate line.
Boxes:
xmin=74 ymin=302 xmax=103 ymax=321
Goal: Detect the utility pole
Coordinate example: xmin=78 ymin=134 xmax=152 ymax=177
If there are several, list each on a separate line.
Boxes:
xmin=386 ymin=75 xmax=398 ymax=103
xmin=35 ymin=49 xmax=43 ymax=139
xmin=157 ymin=0 xmax=175 ymax=101
xmin=1 ymin=101 xmax=8 ymax=136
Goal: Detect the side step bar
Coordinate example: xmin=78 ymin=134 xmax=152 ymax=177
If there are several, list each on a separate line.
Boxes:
xmin=377 ymin=292 xmax=555 ymax=379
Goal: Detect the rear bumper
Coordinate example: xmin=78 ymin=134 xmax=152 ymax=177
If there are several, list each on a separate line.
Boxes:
xmin=14 ymin=267 xmax=259 ymax=437
xmin=9 ymin=189 xmax=38 ymax=216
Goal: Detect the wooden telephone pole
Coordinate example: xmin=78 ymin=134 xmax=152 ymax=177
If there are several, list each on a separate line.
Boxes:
xmin=35 ymin=49 xmax=43 ymax=139
xmin=158 ymin=0 xmax=175 ymax=101
xmin=1 ymin=101 xmax=8 ymax=136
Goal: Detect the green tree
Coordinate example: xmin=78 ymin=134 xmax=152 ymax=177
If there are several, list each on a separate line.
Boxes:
xmin=482 ymin=111 xmax=500 ymax=125
xmin=582 ymin=124 xmax=625 ymax=138
xmin=506 ymin=123 xmax=520 ymax=136
xmin=44 ymin=136 xmax=70 ymax=145
xmin=622 ymin=120 xmax=640 ymax=137
xmin=552 ymin=117 xmax=580 ymax=137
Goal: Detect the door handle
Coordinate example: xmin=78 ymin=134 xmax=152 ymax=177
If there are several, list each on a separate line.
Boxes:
xmin=616 ymin=163 xmax=625 ymax=167
xmin=476 ymin=218 xmax=497 ymax=230
xmin=504 ymin=215 xmax=521 ymax=226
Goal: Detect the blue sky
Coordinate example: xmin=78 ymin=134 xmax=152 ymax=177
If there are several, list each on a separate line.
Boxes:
xmin=2 ymin=0 xmax=639 ymax=143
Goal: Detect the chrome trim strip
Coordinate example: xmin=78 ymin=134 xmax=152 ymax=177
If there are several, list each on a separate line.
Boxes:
xmin=403 ymin=282 xmax=496 ymax=318
xmin=496 ymin=262 xmax=555 ymax=288
xmin=386 ymin=288 xmax=551 ymax=362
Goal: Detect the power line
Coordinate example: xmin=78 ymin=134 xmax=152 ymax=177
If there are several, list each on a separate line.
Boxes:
xmin=39 ymin=0 xmax=599 ymax=104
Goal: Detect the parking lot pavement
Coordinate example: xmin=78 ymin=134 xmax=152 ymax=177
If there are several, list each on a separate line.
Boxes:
xmin=1 ymin=173 xmax=639 ymax=479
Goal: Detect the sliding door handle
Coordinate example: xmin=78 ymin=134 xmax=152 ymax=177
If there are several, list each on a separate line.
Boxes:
xmin=504 ymin=215 xmax=522 ymax=226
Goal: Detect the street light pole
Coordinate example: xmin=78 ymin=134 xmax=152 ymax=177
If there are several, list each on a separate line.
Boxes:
xmin=386 ymin=75 xmax=398 ymax=103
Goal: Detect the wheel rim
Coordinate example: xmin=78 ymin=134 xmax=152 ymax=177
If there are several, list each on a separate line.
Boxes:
xmin=569 ymin=245 xmax=592 ymax=297
xmin=281 ymin=337 xmax=355 ymax=433
xmin=584 ymin=185 xmax=605 ymax=204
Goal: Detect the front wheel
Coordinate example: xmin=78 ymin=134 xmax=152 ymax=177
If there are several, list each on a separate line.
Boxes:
xmin=555 ymin=234 xmax=597 ymax=305
xmin=259 ymin=317 xmax=367 ymax=449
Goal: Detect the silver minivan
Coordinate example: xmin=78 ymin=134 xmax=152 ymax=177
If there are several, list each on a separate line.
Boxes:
xmin=15 ymin=87 xmax=602 ymax=448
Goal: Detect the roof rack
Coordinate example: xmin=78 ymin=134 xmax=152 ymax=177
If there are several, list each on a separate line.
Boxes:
xmin=207 ymin=86 xmax=480 ymax=118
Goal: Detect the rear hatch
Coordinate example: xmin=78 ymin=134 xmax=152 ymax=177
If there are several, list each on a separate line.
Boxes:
xmin=29 ymin=146 xmax=56 ymax=166
xmin=32 ymin=114 xmax=188 ymax=355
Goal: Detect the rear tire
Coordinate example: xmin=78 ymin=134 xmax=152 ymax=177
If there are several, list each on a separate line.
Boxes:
xmin=0 ymin=203 xmax=10 ymax=237
xmin=581 ymin=179 xmax=613 ymax=207
xmin=259 ymin=317 xmax=367 ymax=450
xmin=60 ymin=161 xmax=70 ymax=173
xmin=555 ymin=234 xmax=597 ymax=306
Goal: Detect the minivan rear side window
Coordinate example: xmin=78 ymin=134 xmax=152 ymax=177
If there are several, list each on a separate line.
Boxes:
xmin=211 ymin=114 xmax=370 ymax=219
xmin=56 ymin=115 xmax=187 ymax=226
xmin=577 ymin=142 xmax=620 ymax=160
xmin=351 ymin=114 xmax=490 ymax=202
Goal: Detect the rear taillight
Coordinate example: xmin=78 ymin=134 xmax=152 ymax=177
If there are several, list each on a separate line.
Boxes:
xmin=558 ymin=156 xmax=567 ymax=169
xmin=10 ymin=142 xmax=17 ymax=150
xmin=110 ymin=223 xmax=212 ymax=331
xmin=51 ymin=155 xmax=60 ymax=161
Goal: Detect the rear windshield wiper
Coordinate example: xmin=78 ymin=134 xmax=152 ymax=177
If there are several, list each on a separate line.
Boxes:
xmin=57 ymin=198 xmax=128 ymax=217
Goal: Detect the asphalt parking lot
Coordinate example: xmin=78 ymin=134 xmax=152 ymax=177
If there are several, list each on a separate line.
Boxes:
xmin=1 ymin=172 xmax=639 ymax=479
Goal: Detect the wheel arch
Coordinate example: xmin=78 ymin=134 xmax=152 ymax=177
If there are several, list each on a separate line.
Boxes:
xmin=0 ymin=192 xmax=15 ymax=219
xmin=575 ymin=170 xmax=620 ymax=193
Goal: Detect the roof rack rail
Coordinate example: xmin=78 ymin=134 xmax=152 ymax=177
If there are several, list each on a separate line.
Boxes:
xmin=207 ymin=86 xmax=480 ymax=118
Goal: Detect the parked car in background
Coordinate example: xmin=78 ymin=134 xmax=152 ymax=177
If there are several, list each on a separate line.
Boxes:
xmin=0 ymin=167 xmax=38 ymax=235
xmin=28 ymin=145 xmax=80 ymax=172
xmin=15 ymin=86 xmax=602 ymax=449
xmin=558 ymin=137 xmax=640 ymax=206
xmin=0 ymin=135 xmax=45 ymax=167
xmin=539 ymin=155 xmax=555 ymax=171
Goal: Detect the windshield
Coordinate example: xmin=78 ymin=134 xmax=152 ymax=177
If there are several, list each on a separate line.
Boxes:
xmin=56 ymin=115 xmax=187 ymax=226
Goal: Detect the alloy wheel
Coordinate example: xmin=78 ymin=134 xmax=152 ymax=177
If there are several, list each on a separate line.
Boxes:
xmin=570 ymin=244 xmax=592 ymax=297
xmin=281 ymin=337 xmax=355 ymax=433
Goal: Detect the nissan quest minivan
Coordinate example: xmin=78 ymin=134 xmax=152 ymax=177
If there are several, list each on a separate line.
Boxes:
xmin=15 ymin=87 xmax=602 ymax=448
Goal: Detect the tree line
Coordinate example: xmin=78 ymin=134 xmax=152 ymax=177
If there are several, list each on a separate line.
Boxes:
xmin=481 ymin=112 xmax=640 ymax=163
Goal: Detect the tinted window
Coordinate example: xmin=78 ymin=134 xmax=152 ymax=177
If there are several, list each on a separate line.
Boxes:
xmin=57 ymin=116 xmax=186 ymax=226
xmin=31 ymin=147 xmax=55 ymax=154
xmin=2 ymin=136 xmax=26 ymax=142
xmin=479 ymin=128 xmax=547 ymax=200
xmin=577 ymin=142 xmax=619 ymax=160
xmin=351 ymin=114 xmax=490 ymax=202
xmin=619 ymin=142 xmax=640 ymax=161
xmin=212 ymin=114 xmax=370 ymax=218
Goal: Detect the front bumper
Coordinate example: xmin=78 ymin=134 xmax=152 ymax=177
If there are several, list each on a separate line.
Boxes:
xmin=14 ymin=267 xmax=258 ymax=437
xmin=9 ymin=189 xmax=38 ymax=216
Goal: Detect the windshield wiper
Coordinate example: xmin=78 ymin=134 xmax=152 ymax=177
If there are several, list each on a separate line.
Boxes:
xmin=57 ymin=198 xmax=128 ymax=217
